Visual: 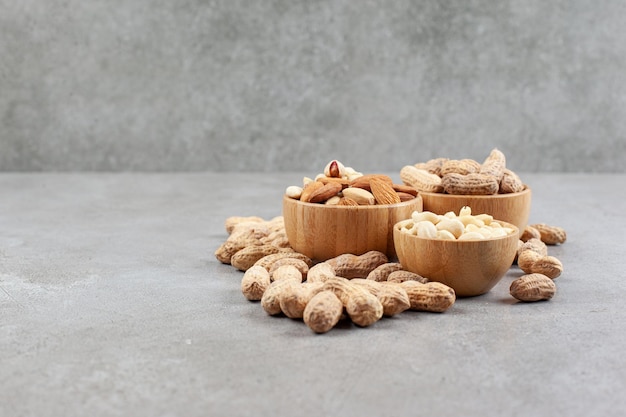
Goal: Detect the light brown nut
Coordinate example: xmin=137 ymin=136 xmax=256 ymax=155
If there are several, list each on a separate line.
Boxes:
xmin=300 ymin=181 xmax=325 ymax=203
xmin=396 ymin=192 xmax=418 ymax=202
xmin=345 ymin=288 xmax=384 ymax=327
xmin=271 ymin=264 xmax=304 ymax=282
xmin=532 ymin=256 xmax=563 ymax=279
xmin=225 ymin=216 xmax=265 ymax=235
xmin=269 ymin=258 xmax=310 ymax=281
xmin=479 ymin=148 xmax=506 ymax=182
xmin=510 ymin=273 xmax=556 ymax=302
xmin=366 ymin=262 xmax=404 ymax=282
xmin=322 ymin=277 xmax=357 ymax=305
xmin=325 ymin=251 xmax=389 ymax=279
xmin=370 ymin=177 xmax=402 ymax=205
xmin=253 ymin=252 xmax=313 ymax=271
xmin=338 ymin=197 xmax=360 ymax=206
xmin=375 ymin=284 xmax=411 ymax=317
xmin=341 ymin=187 xmax=376 ymax=205
xmin=386 ymin=270 xmax=428 ymax=284
xmin=303 ymin=290 xmax=344 ymax=334
xmin=261 ymin=278 xmax=300 ymax=315
xmin=499 ymin=168 xmax=525 ymax=194
xmin=520 ymin=226 xmax=542 ymax=242
xmin=279 ymin=282 xmax=325 ymax=319
xmin=349 ymin=174 xmax=393 ymax=192
xmin=230 ymin=244 xmax=287 ymax=271
xmin=307 ymin=182 xmax=343 ymax=204
xmin=517 ymin=250 xmax=542 ymax=274
xmin=306 ymin=262 xmax=336 ymax=283
xmin=518 ymin=238 xmax=548 ymax=257
xmin=260 ymin=230 xmax=291 ymax=249
xmin=350 ymin=278 xmax=382 ymax=292
xmin=400 ymin=165 xmax=444 ymax=193
xmin=439 ymin=159 xmax=482 ymax=176
xmin=400 ymin=281 xmax=456 ymax=312
xmin=414 ymin=157 xmax=449 ymax=176
xmin=240 ymin=265 xmax=271 ymax=301
xmin=214 ymin=238 xmax=262 ymax=264
xmin=530 ymin=223 xmax=567 ymax=245
xmin=317 ymin=176 xmax=350 ymax=189
xmin=441 ymin=172 xmax=499 ymax=195
xmin=392 ymin=183 xmax=418 ymax=197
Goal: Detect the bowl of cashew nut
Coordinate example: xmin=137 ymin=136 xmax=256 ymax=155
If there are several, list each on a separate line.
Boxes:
xmin=393 ymin=206 xmax=519 ymax=297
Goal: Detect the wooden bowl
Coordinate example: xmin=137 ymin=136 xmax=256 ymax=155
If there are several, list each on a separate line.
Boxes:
xmin=283 ymin=195 xmax=423 ymax=262
xmin=393 ymin=221 xmax=519 ymax=297
xmin=419 ymin=187 xmax=531 ymax=236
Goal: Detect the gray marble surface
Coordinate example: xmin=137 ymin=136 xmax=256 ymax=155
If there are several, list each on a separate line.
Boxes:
xmin=1 ymin=172 xmax=625 ymax=417
xmin=2 ymin=1 xmax=626 ymax=172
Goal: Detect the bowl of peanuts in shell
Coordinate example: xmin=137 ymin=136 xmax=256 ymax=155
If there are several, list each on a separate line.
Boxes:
xmin=399 ymin=148 xmax=531 ymax=236
xmin=283 ymin=160 xmax=423 ymax=262
xmin=393 ymin=206 xmax=519 ymax=297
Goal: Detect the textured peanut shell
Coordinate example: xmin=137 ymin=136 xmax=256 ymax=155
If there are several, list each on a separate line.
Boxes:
xmin=271 ymin=264 xmax=304 ymax=282
xmin=532 ymin=256 xmax=563 ymax=279
xmin=440 ymin=159 xmax=481 ymax=176
xmin=240 ymin=265 xmax=271 ymax=301
xmin=510 ymin=273 xmax=556 ymax=302
xmin=253 ymin=252 xmax=313 ymax=271
xmin=517 ymin=250 xmax=542 ymax=274
xmin=386 ymin=270 xmax=428 ymax=284
xmin=325 ymin=251 xmax=388 ymax=279
xmin=366 ymin=262 xmax=404 ymax=282
xmin=530 ymin=223 xmax=567 ymax=245
xmin=346 ymin=290 xmax=384 ymax=327
xmin=225 ymin=216 xmax=265 ymax=235
xmin=401 ymin=281 xmax=456 ymax=312
xmin=375 ymin=285 xmax=411 ymax=316
xmin=520 ymin=226 xmax=542 ymax=242
xmin=441 ymin=172 xmax=499 ymax=195
xmin=279 ymin=282 xmax=324 ymax=319
xmin=306 ymin=262 xmax=336 ymax=283
xmin=261 ymin=278 xmax=300 ymax=315
xmin=400 ymin=165 xmax=444 ymax=193
xmin=479 ymin=148 xmax=506 ymax=182
xmin=518 ymin=238 xmax=548 ymax=257
xmin=414 ymin=157 xmax=449 ymax=176
xmin=230 ymin=244 xmax=285 ymax=271
xmin=499 ymin=169 xmax=525 ymax=194
xmin=303 ymin=291 xmax=344 ymax=333
xmin=269 ymin=258 xmax=309 ymax=281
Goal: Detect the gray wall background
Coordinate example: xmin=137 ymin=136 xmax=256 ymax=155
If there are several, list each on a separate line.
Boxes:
xmin=2 ymin=0 xmax=626 ymax=173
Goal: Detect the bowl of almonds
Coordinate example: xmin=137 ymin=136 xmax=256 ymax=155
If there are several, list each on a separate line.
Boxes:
xmin=399 ymin=149 xmax=531 ymax=235
xmin=283 ymin=160 xmax=423 ymax=261
xmin=393 ymin=206 xmax=519 ymax=297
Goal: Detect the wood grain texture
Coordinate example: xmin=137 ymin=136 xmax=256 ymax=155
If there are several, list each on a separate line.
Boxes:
xmin=393 ymin=222 xmax=519 ymax=297
xmin=283 ymin=195 xmax=423 ymax=262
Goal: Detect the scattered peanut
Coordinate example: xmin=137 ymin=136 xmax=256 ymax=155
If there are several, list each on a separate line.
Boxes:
xmin=303 ymin=291 xmax=344 ymax=334
xmin=510 ymin=273 xmax=556 ymax=302
xmin=325 ymin=251 xmax=389 ymax=279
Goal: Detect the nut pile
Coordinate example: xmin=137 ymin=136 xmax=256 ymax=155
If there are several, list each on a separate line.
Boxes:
xmin=397 ymin=206 xmax=517 ymax=240
xmin=400 ymin=148 xmax=525 ymax=195
xmin=285 ymin=160 xmax=418 ymax=205
xmin=216 ymin=216 xmax=456 ymax=334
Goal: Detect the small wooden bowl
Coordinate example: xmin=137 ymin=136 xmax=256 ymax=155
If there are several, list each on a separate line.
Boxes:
xmin=419 ymin=187 xmax=531 ymax=236
xmin=393 ymin=221 xmax=519 ymax=297
xmin=283 ymin=195 xmax=423 ymax=262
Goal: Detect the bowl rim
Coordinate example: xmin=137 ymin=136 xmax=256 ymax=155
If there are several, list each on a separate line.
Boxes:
xmin=282 ymin=194 xmax=422 ymax=210
xmin=393 ymin=219 xmax=519 ymax=242
xmin=419 ymin=185 xmax=531 ymax=200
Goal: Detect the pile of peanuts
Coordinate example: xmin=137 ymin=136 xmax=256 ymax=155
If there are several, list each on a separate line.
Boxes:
xmin=215 ymin=216 xmax=456 ymax=334
xmin=397 ymin=206 xmax=517 ymax=240
xmin=285 ymin=160 xmax=418 ymax=205
xmin=401 ymin=148 xmax=525 ymax=195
